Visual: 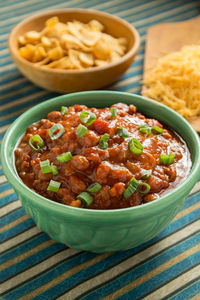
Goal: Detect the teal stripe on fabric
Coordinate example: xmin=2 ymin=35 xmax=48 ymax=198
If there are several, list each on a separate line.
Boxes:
xmin=0 ymin=193 xmax=18 ymax=208
xmin=1 ymin=73 xmax=22 ymax=85
xmin=0 ymin=91 xmax=49 ymax=116
xmin=1 ymin=1 xmax=200 ymax=299
xmin=0 ymin=133 xmax=5 ymax=140
xmin=0 ymin=0 xmax=197 ymax=44
xmin=0 ymin=0 xmax=183 ymax=32
xmin=0 ymin=182 xmax=12 ymax=193
xmin=1 ymin=219 xmax=35 ymax=243
xmin=81 ymin=233 xmax=200 ymax=300
xmin=1 ymin=191 xmax=198 ymax=277
xmin=0 ymin=232 xmax=50 ymax=262
xmin=1 ymin=242 xmax=67 ymax=282
xmin=0 ymin=207 xmax=26 ymax=227
xmin=0 ymin=0 xmax=139 ymax=24
xmin=0 ymin=89 xmax=47 ymax=112
xmin=35 ymin=233 xmax=200 ymax=300
xmin=118 ymin=247 xmax=200 ymax=300
xmin=124 ymin=258 xmax=200 ymax=300
xmin=1 ymin=197 xmax=199 ymax=299
xmin=1 ymin=251 xmax=97 ymax=299
xmin=168 ymin=277 xmax=200 ymax=300
xmin=0 ymin=67 xmax=19 ymax=78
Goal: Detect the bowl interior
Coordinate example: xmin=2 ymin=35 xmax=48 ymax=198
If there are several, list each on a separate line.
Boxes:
xmin=10 ymin=9 xmax=137 ymax=61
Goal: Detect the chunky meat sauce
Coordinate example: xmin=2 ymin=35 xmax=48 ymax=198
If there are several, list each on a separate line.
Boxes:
xmin=15 ymin=103 xmax=191 ymax=209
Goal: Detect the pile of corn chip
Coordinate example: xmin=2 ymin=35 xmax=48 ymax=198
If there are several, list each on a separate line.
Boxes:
xmin=18 ymin=16 xmax=128 ymax=69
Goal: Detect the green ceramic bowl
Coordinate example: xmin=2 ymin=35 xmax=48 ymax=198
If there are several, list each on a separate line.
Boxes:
xmin=2 ymin=91 xmax=200 ymax=253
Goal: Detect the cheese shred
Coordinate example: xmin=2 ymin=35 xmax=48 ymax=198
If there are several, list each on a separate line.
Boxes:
xmin=143 ymin=45 xmax=200 ymax=119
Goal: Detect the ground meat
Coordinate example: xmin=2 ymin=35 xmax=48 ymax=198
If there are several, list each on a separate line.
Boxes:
xmin=71 ymin=155 xmax=90 ymax=171
xmin=68 ymin=175 xmax=86 ymax=194
xmin=15 ymin=103 xmax=191 ymax=209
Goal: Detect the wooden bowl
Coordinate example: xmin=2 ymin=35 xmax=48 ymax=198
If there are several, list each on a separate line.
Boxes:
xmin=8 ymin=9 xmax=140 ymax=93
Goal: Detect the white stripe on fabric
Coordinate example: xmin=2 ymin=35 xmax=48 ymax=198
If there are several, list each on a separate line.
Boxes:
xmin=0 ymin=200 xmax=21 ymax=218
xmin=0 ymin=0 xmax=195 ymax=42
xmin=1 ymin=248 xmax=79 ymax=294
xmin=143 ymin=264 xmax=200 ymax=300
xmin=0 ymin=175 xmax=7 ymax=185
xmin=0 ymin=0 xmax=123 ymax=28
xmin=57 ymin=220 xmax=200 ymax=300
xmin=1 ymin=226 xmax=41 ymax=253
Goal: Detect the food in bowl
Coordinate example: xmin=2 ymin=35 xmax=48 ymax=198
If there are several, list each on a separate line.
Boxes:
xmin=3 ymin=91 xmax=200 ymax=252
xmin=18 ymin=16 xmax=127 ymax=69
xmin=143 ymin=44 xmax=200 ymax=119
xmin=15 ymin=102 xmax=191 ymax=210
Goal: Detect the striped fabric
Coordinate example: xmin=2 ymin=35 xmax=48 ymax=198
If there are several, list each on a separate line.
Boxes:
xmin=0 ymin=0 xmax=200 ymax=299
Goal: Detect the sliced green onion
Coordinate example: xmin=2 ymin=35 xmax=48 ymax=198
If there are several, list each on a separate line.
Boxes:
xmin=141 ymin=169 xmax=152 ymax=180
xmin=160 ymin=153 xmax=175 ymax=165
xmin=123 ymin=177 xmax=139 ymax=199
xmin=29 ymin=134 xmax=44 ymax=152
xmin=138 ymin=182 xmax=151 ymax=194
xmin=168 ymin=153 xmax=175 ymax=164
xmin=40 ymin=159 xmax=51 ymax=173
xmin=138 ymin=123 xmax=151 ymax=135
xmin=61 ymin=106 xmax=68 ymax=116
xmin=152 ymin=126 xmax=163 ymax=134
xmin=118 ymin=126 xmax=129 ymax=138
xmin=129 ymin=138 xmax=143 ymax=155
xmin=76 ymin=124 xmax=88 ymax=137
xmin=49 ymin=124 xmax=65 ymax=140
xmin=87 ymin=182 xmax=102 ymax=193
xmin=99 ymin=133 xmax=110 ymax=150
xmin=51 ymin=163 xmax=58 ymax=175
xmin=57 ymin=152 xmax=72 ymax=163
xmin=77 ymin=192 xmax=94 ymax=206
xmin=80 ymin=111 xmax=96 ymax=126
xmin=47 ymin=180 xmax=61 ymax=192
xmin=111 ymin=107 xmax=117 ymax=117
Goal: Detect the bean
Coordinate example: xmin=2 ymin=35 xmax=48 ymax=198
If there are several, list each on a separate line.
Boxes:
xmin=71 ymin=155 xmax=89 ymax=171
xmin=69 ymin=175 xmax=86 ymax=194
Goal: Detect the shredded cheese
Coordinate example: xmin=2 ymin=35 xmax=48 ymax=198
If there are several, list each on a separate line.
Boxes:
xmin=143 ymin=44 xmax=200 ymax=119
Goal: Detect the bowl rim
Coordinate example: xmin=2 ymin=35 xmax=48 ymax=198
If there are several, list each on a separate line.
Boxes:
xmin=8 ymin=8 xmax=140 ymax=74
xmin=2 ymin=91 xmax=200 ymax=219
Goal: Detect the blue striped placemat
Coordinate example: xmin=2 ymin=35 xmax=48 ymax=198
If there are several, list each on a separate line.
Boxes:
xmin=0 ymin=0 xmax=200 ymax=299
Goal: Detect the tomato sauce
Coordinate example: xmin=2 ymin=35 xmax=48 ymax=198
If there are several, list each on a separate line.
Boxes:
xmin=15 ymin=103 xmax=191 ymax=209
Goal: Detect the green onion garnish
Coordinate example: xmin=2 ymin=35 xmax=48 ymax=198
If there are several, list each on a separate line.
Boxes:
xmin=29 ymin=134 xmax=44 ymax=152
xmin=152 ymin=126 xmax=163 ymax=134
xmin=138 ymin=182 xmax=151 ymax=194
xmin=76 ymin=124 xmax=88 ymax=137
xmin=51 ymin=163 xmax=58 ymax=175
xmin=168 ymin=153 xmax=175 ymax=164
xmin=87 ymin=182 xmax=102 ymax=193
xmin=138 ymin=124 xmax=151 ymax=135
xmin=77 ymin=192 xmax=94 ymax=206
xmin=47 ymin=180 xmax=61 ymax=192
xmin=57 ymin=152 xmax=72 ymax=163
xmin=160 ymin=153 xmax=175 ymax=165
xmin=123 ymin=177 xmax=139 ymax=199
xmin=118 ymin=126 xmax=129 ymax=138
xmin=40 ymin=159 xmax=51 ymax=173
xmin=49 ymin=124 xmax=65 ymax=140
xmin=140 ymin=169 xmax=152 ymax=180
xmin=99 ymin=133 xmax=110 ymax=150
xmin=129 ymin=138 xmax=143 ymax=155
xmin=111 ymin=107 xmax=117 ymax=117
xmin=61 ymin=106 xmax=68 ymax=116
xmin=80 ymin=111 xmax=96 ymax=126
